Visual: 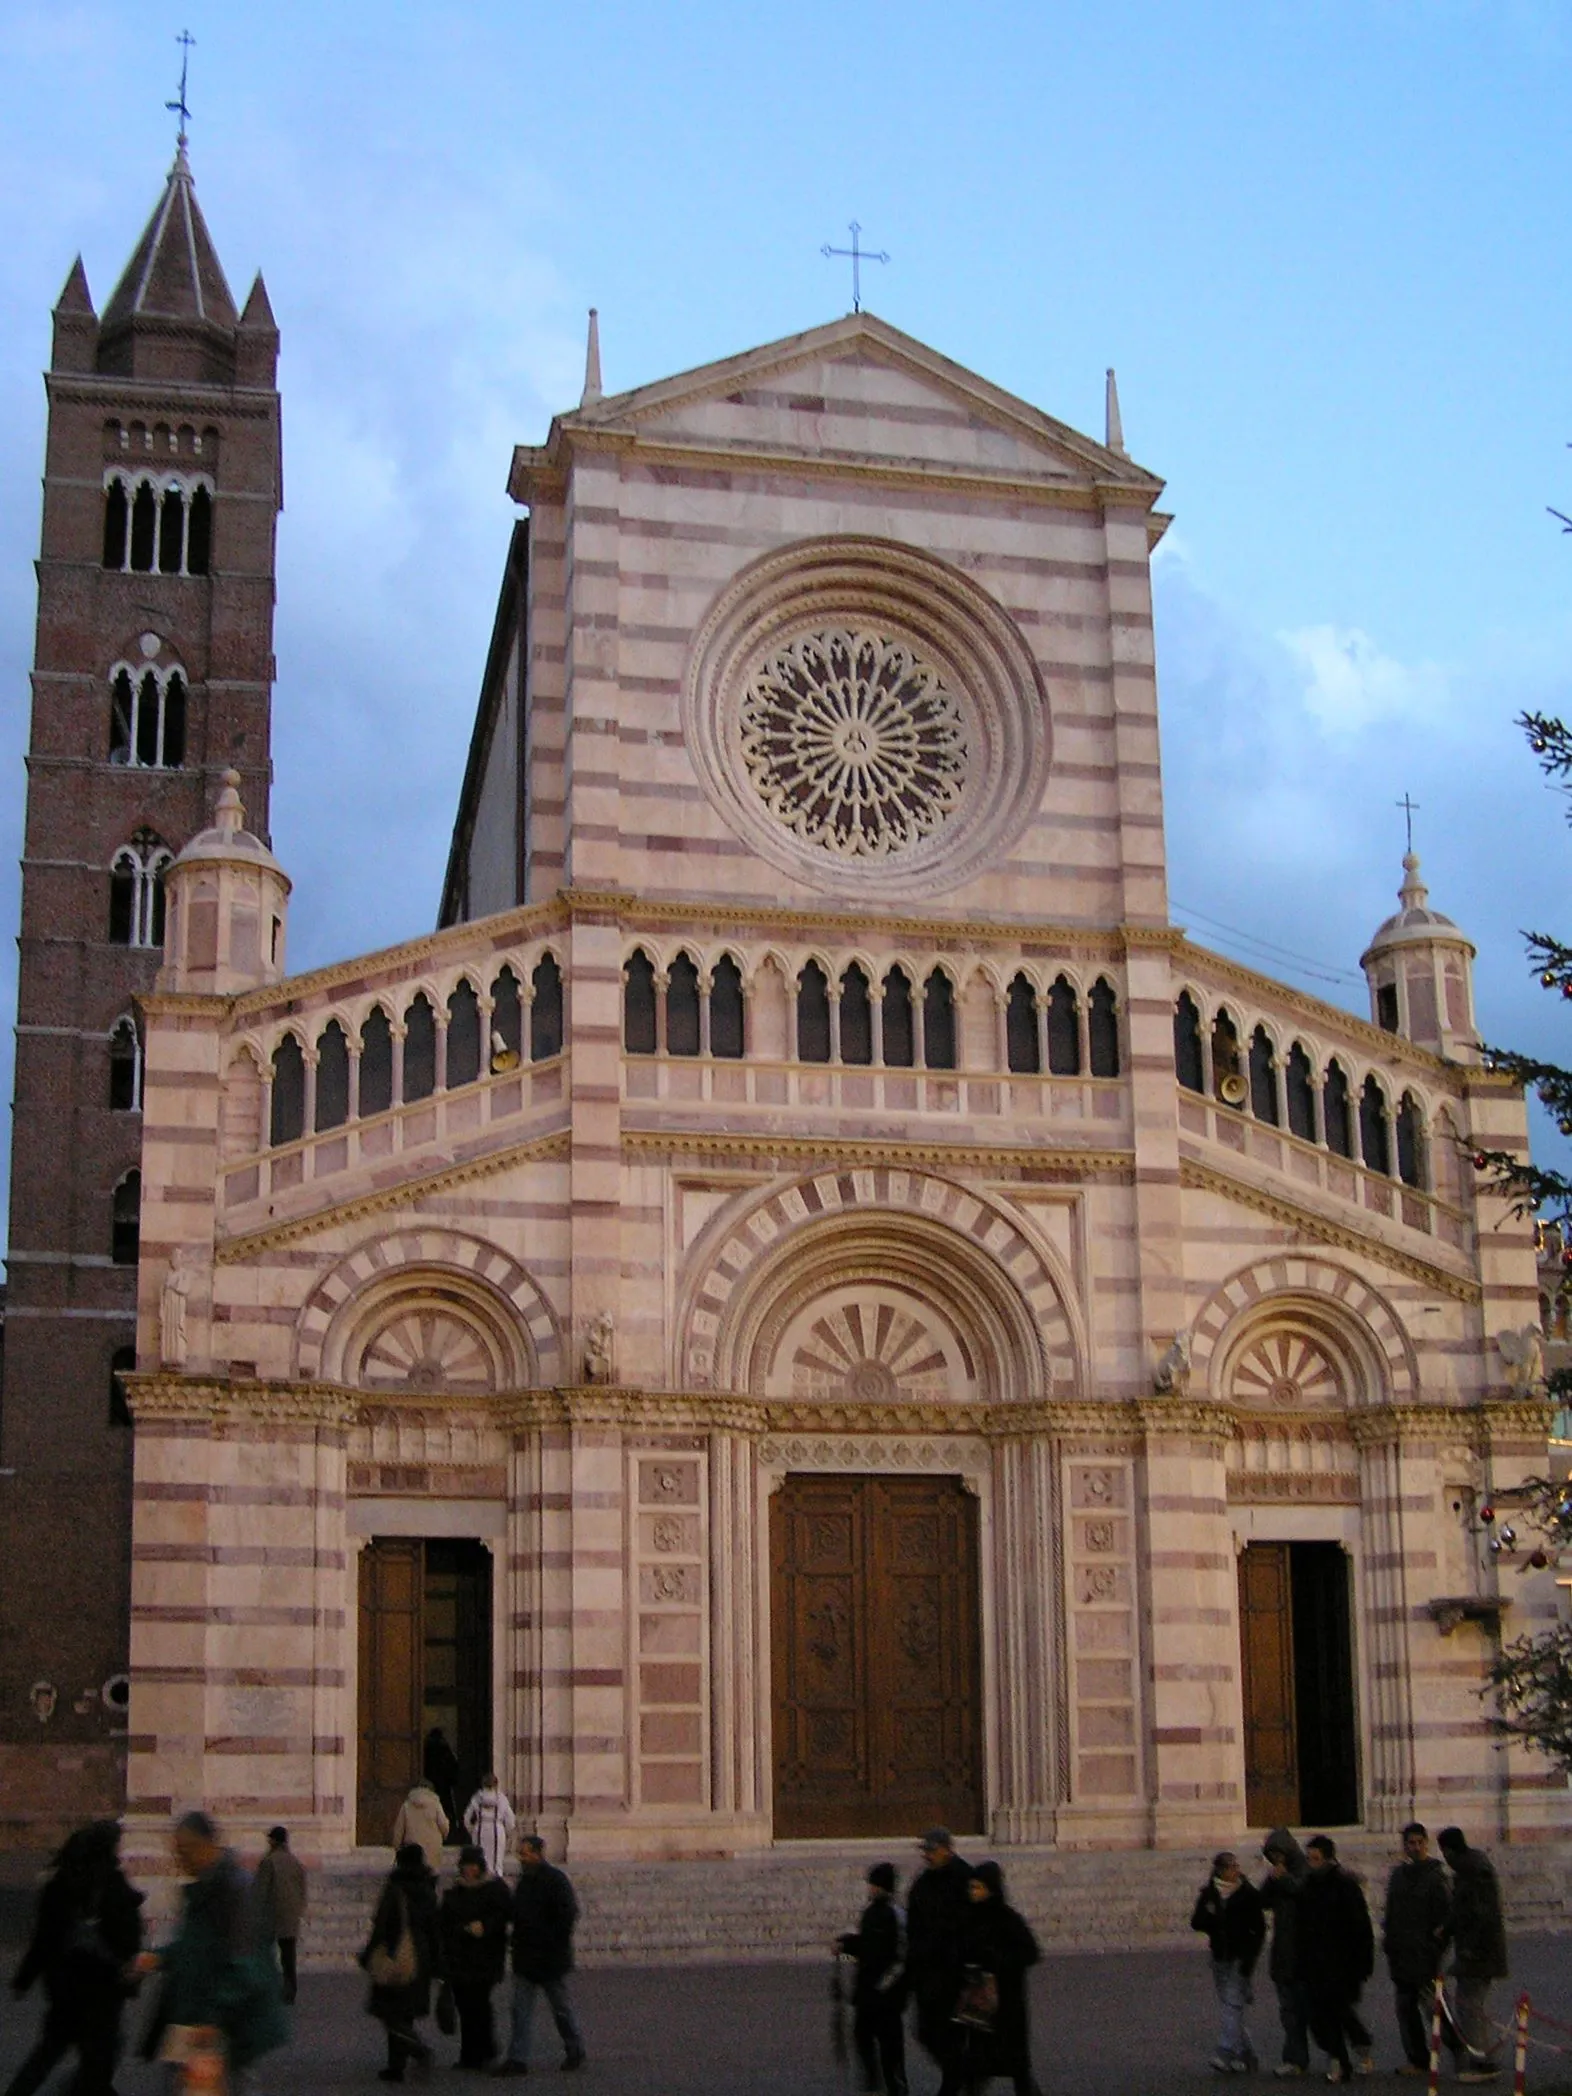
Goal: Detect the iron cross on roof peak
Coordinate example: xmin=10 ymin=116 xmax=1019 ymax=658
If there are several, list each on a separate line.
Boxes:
xmin=167 ymin=28 xmax=195 ymax=150
xmin=1396 ymin=791 xmax=1421 ymax=855
xmin=821 ymin=221 xmax=889 ymax=314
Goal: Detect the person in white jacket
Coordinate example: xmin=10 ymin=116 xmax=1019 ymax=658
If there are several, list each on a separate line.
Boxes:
xmin=463 ymin=1775 xmax=517 ymax=1878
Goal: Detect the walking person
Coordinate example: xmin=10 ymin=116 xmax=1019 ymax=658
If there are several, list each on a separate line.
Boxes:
xmin=252 ymin=1827 xmax=307 ymax=2006
xmin=1382 ymin=1822 xmax=1451 ymax=2076
xmin=1437 ymin=1828 xmax=1507 ymax=2083
xmin=138 ymin=1811 xmax=286 ymax=2086
xmin=1190 ymin=1850 xmax=1266 ymax=2075
xmin=463 ymin=1777 xmax=517 ymax=1882
xmin=7 ymin=1820 xmax=143 ymax=2096
xmin=906 ymin=1828 xmax=973 ymax=2096
xmin=1296 ymin=1836 xmax=1374 ymax=2083
xmin=440 ymin=1848 xmax=512 ymax=2070
xmin=424 ymin=1728 xmax=463 ymax=1840
xmin=361 ymin=1843 xmax=442 ymax=2083
xmin=391 ymin=1779 xmax=449 ymax=1873
xmin=491 ymin=1835 xmax=585 ymax=2076
xmin=837 ymin=1863 xmax=909 ymax=2096
xmin=1259 ymin=1830 xmax=1310 ymax=2078
xmin=955 ymin=1861 xmax=1041 ymax=2096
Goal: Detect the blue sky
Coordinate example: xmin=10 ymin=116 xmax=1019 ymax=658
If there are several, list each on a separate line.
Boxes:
xmin=1 ymin=0 xmax=1570 ymax=1208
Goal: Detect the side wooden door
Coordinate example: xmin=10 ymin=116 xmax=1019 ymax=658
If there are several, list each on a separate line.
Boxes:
xmin=1238 ymin=1541 xmax=1298 ymax=1827
xmin=358 ymin=1538 xmax=424 ymax=1845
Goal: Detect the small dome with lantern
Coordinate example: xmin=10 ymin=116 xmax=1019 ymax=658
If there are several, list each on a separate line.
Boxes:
xmin=1360 ymin=852 xmax=1476 ymax=1061
xmin=159 ymin=769 xmax=291 ymax=994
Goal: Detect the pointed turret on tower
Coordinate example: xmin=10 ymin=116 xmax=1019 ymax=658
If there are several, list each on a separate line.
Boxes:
xmin=1361 ymin=852 xmax=1478 ymax=1061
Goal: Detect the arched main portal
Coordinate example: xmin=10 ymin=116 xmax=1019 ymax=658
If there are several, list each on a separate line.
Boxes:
xmin=686 ymin=1182 xmax=1064 ymax=1839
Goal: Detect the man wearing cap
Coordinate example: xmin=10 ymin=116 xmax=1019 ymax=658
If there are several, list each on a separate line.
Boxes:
xmin=838 ymin=1863 xmax=908 ymax=2096
xmin=905 ymin=1829 xmax=971 ymax=2092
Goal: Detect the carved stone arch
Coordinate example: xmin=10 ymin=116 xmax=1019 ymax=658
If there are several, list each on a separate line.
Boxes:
xmin=1189 ymin=1254 xmax=1415 ymax=1407
xmin=679 ymin=1169 xmax=1081 ymax=1395
xmin=296 ymin=1227 xmax=561 ymax=1385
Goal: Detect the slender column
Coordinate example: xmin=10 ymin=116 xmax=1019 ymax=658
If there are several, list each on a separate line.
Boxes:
xmin=345 ymin=1043 xmax=361 ymax=1122
xmin=301 ymin=1049 xmax=318 ymax=1137
xmin=828 ymin=979 xmax=842 ymax=1064
xmin=433 ymin=1013 xmax=448 ymax=1093
xmin=390 ymin=1024 xmax=406 ymax=1106
xmin=697 ymin=972 xmax=712 ymax=1057
xmin=868 ymin=983 xmax=884 ymax=1067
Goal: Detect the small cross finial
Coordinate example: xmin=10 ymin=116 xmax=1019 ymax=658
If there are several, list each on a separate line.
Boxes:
xmin=821 ymin=221 xmax=889 ymax=313
xmin=1397 ymin=792 xmax=1420 ymax=855
xmin=167 ymin=29 xmax=195 ymax=149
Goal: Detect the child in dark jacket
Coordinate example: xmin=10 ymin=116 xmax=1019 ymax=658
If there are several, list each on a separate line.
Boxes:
xmin=1191 ymin=1851 xmax=1266 ymax=2074
xmin=837 ymin=1862 xmax=908 ymax=2096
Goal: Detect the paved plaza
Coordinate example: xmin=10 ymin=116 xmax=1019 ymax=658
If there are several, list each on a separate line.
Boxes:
xmin=4 ymin=1936 xmax=1572 ymax=2096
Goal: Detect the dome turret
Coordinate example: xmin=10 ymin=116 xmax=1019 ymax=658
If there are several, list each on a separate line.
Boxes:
xmin=1360 ymin=852 xmax=1477 ymax=1061
xmin=159 ymin=770 xmax=291 ymax=993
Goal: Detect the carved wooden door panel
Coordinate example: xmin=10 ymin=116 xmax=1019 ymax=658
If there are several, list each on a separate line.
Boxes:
xmin=771 ymin=1474 xmax=982 ymax=1838
xmin=1239 ymin=1541 xmax=1298 ymax=1828
xmin=358 ymin=1538 xmax=424 ymax=1845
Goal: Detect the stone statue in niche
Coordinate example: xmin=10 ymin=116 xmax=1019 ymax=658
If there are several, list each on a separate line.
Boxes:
xmin=1497 ymin=1325 xmax=1545 ymax=1395
xmin=583 ymin=1311 xmax=615 ymax=1385
xmin=1153 ymin=1332 xmax=1192 ymax=1396
xmin=160 ymin=1249 xmax=193 ymax=1368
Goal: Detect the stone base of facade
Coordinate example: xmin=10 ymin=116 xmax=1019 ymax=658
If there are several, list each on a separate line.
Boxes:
xmin=0 ymin=1743 xmax=126 ymax=1848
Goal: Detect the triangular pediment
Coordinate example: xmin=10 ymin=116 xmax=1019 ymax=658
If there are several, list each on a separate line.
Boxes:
xmin=528 ymin=313 xmax=1160 ymax=496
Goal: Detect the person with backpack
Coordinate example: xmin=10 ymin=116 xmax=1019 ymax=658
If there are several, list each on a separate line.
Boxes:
xmin=7 ymin=1820 xmax=143 ymax=2096
xmin=1190 ymin=1850 xmax=1266 ymax=2075
xmin=360 ymin=1842 xmax=442 ymax=2083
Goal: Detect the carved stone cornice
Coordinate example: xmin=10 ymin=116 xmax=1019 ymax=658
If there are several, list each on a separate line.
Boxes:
xmin=1134 ymin=1396 xmax=1233 ymax=1440
xmin=622 ymin=1128 xmax=1132 ymax=1180
xmin=563 ymin=887 xmax=1140 ymax=954
xmin=1478 ymin=1397 xmax=1556 ymax=1442
xmin=494 ymin=1387 xmax=769 ymax=1435
xmin=215 ymin=1128 xmax=571 ymax=1262
xmin=1347 ymin=1403 xmax=1489 ymax=1449
xmin=125 ymin=1374 xmax=356 ymax=1427
xmin=1178 ymin=1156 xmax=1479 ymax=1302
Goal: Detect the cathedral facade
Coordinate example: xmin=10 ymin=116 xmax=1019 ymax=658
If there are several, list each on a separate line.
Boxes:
xmin=9 ymin=152 xmax=1564 ymax=1856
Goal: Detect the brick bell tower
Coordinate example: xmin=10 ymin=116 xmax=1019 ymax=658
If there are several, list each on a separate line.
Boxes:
xmin=0 ymin=142 xmax=280 ymax=1837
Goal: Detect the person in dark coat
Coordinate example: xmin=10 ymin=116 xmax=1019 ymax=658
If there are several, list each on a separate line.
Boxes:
xmin=1259 ymin=1829 xmax=1310 ymax=2075
xmin=1438 ymin=1827 xmax=1508 ymax=2080
xmin=955 ymin=1862 xmax=1040 ymax=2096
xmin=1190 ymin=1850 xmax=1266 ymax=2074
xmin=1382 ymin=1822 xmax=1451 ymax=2073
xmin=361 ymin=1843 xmax=442 ymax=2083
xmin=139 ymin=1812 xmax=286 ymax=2079
xmin=423 ymin=1728 xmax=463 ymax=1840
xmin=7 ymin=1820 xmax=143 ymax=2096
xmin=837 ymin=1862 xmax=908 ymax=2096
xmin=1297 ymin=1836 xmax=1375 ymax=2083
xmin=906 ymin=1828 xmax=973 ymax=2094
xmin=440 ymin=1847 xmax=512 ymax=2069
xmin=492 ymin=1834 xmax=584 ymax=2074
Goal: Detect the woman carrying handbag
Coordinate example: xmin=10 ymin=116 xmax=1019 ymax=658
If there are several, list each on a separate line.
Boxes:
xmin=361 ymin=1845 xmax=442 ymax=2083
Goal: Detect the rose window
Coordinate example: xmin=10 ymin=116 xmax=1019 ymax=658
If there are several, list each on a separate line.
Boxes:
xmin=738 ymin=630 xmax=968 ymax=860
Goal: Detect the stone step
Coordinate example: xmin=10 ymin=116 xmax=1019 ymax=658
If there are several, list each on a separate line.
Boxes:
xmin=295 ymin=1839 xmax=1572 ymax=1970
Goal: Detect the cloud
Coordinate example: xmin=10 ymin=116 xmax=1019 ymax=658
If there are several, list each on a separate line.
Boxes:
xmin=1278 ymin=623 xmax=1449 ymax=737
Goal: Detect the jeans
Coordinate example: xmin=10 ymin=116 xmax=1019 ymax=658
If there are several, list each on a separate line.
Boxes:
xmin=1452 ymin=1977 xmax=1498 ymax=2064
xmin=1210 ymin=1959 xmax=1255 ymax=2067
xmin=1273 ymin=1978 xmax=1310 ymax=2069
xmin=1393 ymin=1979 xmax=1440 ymax=2070
xmin=505 ymin=1973 xmax=583 ymax=2066
xmin=853 ymin=1993 xmax=908 ymax=2094
xmin=451 ymin=1981 xmax=497 ymax=2066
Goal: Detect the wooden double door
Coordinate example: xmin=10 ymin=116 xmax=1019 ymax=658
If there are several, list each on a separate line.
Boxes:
xmin=1238 ymin=1540 xmax=1359 ymax=1828
xmin=770 ymin=1474 xmax=984 ymax=1839
xmin=357 ymin=1538 xmax=493 ymax=1846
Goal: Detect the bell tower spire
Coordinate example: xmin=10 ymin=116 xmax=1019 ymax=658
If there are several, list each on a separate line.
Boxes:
xmin=0 ymin=138 xmax=283 ymax=1833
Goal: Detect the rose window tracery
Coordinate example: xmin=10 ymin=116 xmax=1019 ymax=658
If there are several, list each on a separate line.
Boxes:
xmin=738 ymin=630 xmax=968 ymax=860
